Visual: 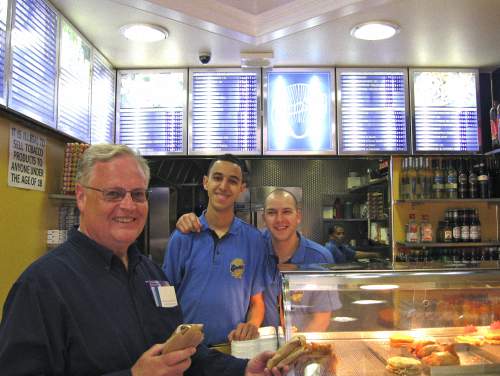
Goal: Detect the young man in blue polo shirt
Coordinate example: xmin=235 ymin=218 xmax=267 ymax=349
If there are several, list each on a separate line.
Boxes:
xmin=324 ymin=225 xmax=379 ymax=263
xmin=261 ymin=189 xmax=341 ymax=332
xmin=162 ymin=155 xmax=269 ymax=346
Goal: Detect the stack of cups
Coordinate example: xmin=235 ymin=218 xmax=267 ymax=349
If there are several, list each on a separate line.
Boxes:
xmin=231 ymin=326 xmax=278 ymax=359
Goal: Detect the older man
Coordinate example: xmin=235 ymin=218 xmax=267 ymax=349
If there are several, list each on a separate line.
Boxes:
xmin=0 ymin=144 xmax=285 ymax=376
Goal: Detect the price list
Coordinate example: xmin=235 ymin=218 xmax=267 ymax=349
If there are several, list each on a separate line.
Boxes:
xmin=338 ymin=71 xmax=407 ymax=153
xmin=413 ymin=71 xmax=479 ymax=152
xmin=117 ymin=71 xmax=186 ymax=155
xmin=190 ymin=71 xmax=259 ymax=154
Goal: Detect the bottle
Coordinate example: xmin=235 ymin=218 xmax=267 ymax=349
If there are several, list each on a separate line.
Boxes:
xmin=334 ymin=198 xmax=343 ymax=219
xmin=478 ymin=159 xmax=490 ymax=199
xmin=468 ymin=159 xmax=478 ymax=199
xmin=400 ymin=158 xmax=409 ymax=200
xmin=460 ymin=209 xmax=470 ymax=243
xmin=446 ymin=159 xmax=458 ymax=199
xmin=420 ymin=214 xmax=433 ymax=242
xmin=423 ymin=157 xmax=433 ymax=199
xmin=469 ymin=209 xmax=481 ymax=242
xmin=497 ymin=103 xmax=500 ymax=148
xmin=442 ymin=212 xmax=453 ymax=243
xmin=408 ymin=157 xmax=417 ymax=200
xmin=451 ymin=209 xmax=461 ymax=242
xmin=416 ymin=157 xmax=424 ymax=199
xmin=490 ymin=101 xmax=499 ymax=149
xmin=433 ymin=159 xmax=445 ymax=199
xmin=491 ymin=158 xmax=500 ymax=198
xmin=458 ymin=159 xmax=468 ymax=199
xmin=406 ymin=213 xmax=420 ymax=243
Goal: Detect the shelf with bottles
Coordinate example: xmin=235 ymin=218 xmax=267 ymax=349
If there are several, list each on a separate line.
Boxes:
xmin=396 ymin=241 xmax=500 ymax=248
xmin=395 ymin=198 xmax=500 ymax=205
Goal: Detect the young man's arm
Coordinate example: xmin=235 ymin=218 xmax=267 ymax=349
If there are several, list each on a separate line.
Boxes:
xmin=227 ymin=292 xmax=265 ymax=341
xmin=302 ymin=311 xmax=332 ymax=332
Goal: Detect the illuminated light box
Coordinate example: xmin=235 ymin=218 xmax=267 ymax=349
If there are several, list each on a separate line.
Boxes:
xmin=264 ymin=69 xmax=335 ymax=155
xmin=411 ymin=69 xmax=480 ymax=153
xmin=117 ymin=70 xmax=187 ymax=155
xmin=337 ymin=69 xmax=408 ymax=154
xmin=189 ymin=69 xmax=261 ymax=155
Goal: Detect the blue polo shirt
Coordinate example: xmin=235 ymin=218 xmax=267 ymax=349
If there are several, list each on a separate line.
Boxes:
xmin=162 ymin=214 xmax=268 ymax=345
xmin=324 ymin=240 xmax=356 ymax=263
xmin=262 ymin=230 xmax=341 ymax=330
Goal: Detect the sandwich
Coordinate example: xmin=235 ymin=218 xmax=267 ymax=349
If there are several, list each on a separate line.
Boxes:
xmin=410 ymin=337 xmax=436 ymax=355
xmin=485 ymin=329 xmax=500 ymax=345
xmin=266 ymin=335 xmax=309 ymax=369
xmin=389 ymin=333 xmax=414 ymax=348
xmin=386 ymin=356 xmax=422 ymax=375
xmin=455 ymin=335 xmax=484 ymax=346
xmin=162 ymin=324 xmax=204 ymax=354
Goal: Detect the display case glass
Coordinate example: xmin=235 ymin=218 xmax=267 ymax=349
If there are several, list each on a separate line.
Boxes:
xmin=281 ymin=267 xmax=500 ymax=375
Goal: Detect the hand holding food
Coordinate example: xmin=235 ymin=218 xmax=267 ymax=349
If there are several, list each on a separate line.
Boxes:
xmin=162 ymin=324 xmax=204 ymax=354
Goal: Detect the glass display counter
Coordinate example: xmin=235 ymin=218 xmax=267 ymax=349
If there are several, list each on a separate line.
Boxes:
xmin=281 ymin=267 xmax=500 ymax=375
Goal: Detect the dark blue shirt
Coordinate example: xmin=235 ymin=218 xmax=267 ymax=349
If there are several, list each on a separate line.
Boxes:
xmin=324 ymin=240 xmax=356 ymax=263
xmin=0 ymin=228 xmax=247 ymax=376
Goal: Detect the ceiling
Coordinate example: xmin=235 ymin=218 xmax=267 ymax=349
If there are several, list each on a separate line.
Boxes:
xmin=49 ymin=0 xmax=500 ymax=71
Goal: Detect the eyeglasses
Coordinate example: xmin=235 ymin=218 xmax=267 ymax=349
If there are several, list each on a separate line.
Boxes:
xmin=83 ymin=186 xmax=149 ymax=203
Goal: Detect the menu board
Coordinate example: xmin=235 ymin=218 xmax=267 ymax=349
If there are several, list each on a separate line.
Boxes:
xmin=338 ymin=69 xmax=408 ymax=154
xmin=412 ymin=70 xmax=480 ymax=152
xmin=189 ymin=70 xmax=260 ymax=155
xmin=117 ymin=70 xmax=187 ymax=155
xmin=265 ymin=70 xmax=335 ymax=154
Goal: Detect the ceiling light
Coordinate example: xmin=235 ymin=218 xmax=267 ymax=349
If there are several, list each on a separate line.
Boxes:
xmin=120 ymin=24 xmax=168 ymax=42
xmin=351 ymin=21 xmax=399 ymax=40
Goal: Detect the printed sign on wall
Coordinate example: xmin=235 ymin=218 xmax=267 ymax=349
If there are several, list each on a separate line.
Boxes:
xmin=8 ymin=125 xmax=46 ymax=191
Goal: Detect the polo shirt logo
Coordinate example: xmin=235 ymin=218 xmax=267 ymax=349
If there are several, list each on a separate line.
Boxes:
xmin=229 ymin=258 xmax=245 ymax=279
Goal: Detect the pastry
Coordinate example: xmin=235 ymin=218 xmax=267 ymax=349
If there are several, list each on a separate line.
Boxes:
xmin=386 ymin=356 xmax=421 ymax=375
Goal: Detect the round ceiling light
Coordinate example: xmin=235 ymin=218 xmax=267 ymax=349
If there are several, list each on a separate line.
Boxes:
xmin=120 ymin=23 xmax=169 ymax=42
xmin=351 ymin=21 xmax=400 ymax=40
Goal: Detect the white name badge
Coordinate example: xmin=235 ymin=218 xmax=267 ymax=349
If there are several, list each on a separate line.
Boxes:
xmin=158 ymin=285 xmax=178 ymax=308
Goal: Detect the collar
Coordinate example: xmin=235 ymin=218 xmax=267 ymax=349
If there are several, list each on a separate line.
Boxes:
xmin=199 ymin=211 xmax=241 ymax=236
xmin=69 ymin=227 xmax=142 ymax=271
xmin=262 ymin=229 xmax=305 ymax=264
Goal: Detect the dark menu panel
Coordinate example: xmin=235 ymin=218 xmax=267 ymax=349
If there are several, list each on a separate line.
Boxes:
xmin=338 ymin=70 xmax=408 ymax=154
xmin=265 ymin=70 xmax=335 ymax=154
xmin=117 ymin=70 xmax=187 ymax=155
xmin=189 ymin=70 xmax=260 ymax=155
xmin=412 ymin=70 xmax=480 ymax=152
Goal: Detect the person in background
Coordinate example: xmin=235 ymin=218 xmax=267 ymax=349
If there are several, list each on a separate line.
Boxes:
xmin=162 ymin=154 xmax=269 ymax=346
xmin=0 ymin=144 xmax=285 ymax=376
xmin=325 ymin=225 xmax=379 ymax=263
xmin=176 ymin=188 xmax=341 ymax=333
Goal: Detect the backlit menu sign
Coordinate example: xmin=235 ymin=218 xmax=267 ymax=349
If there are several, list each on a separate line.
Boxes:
xmin=264 ymin=69 xmax=335 ymax=155
xmin=189 ymin=70 xmax=260 ymax=155
xmin=411 ymin=69 xmax=480 ymax=152
xmin=337 ymin=69 xmax=408 ymax=154
xmin=117 ymin=70 xmax=187 ymax=155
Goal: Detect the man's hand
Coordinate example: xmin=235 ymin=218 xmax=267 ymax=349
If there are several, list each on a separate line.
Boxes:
xmin=227 ymin=322 xmax=259 ymax=342
xmin=176 ymin=213 xmax=202 ymax=233
xmin=245 ymin=351 xmax=290 ymax=376
xmin=131 ymin=343 xmax=196 ymax=376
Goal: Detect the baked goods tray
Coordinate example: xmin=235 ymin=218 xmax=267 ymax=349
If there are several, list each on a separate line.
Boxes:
xmin=364 ymin=339 xmax=500 ymax=375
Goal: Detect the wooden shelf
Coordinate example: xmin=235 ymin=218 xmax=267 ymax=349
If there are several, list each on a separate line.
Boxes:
xmin=397 ymin=241 xmax=500 ymax=248
xmin=395 ymin=198 xmax=500 ymax=204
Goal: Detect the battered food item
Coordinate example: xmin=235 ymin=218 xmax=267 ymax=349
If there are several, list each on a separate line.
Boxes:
xmin=416 ymin=344 xmax=443 ymax=358
xmin=266 ymin=335 xmax=308 ymax=369
xmin=455 ymin=335 xmax=485 ymax=346
xmin=162 ymin=324 xmax=204 ymax=354
xmin=410 ymin=337 xmax=436 ymax=355
xmin=389 ymin=333 xmax=414 ymax=348
xmin=421 ymin=350 xmax=460 ymax=366
xmin=386 ymin=356 xmax=422 ymax=375
xmin=485 ymin=329 xmax=500 ymax=345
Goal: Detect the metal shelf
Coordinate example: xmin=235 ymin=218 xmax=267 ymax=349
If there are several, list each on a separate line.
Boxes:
xmin=347 ymin=177 xmax=387 ymax=193
xmin=485 ymin=148 xmax=500 ymax=156
xmin=397 ymin=241 xmax=500 ymax=248
xmin=48 ymin=193 xmax=76 ymax=201
xmin=323 ymin=218 xmax=367 ymax=222
xmin=395 ymin=198 xmax=500 ymax=204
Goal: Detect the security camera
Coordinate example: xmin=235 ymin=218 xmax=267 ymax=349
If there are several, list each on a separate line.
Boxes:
xmin=199 ymin=51 xmax=211 ymax=64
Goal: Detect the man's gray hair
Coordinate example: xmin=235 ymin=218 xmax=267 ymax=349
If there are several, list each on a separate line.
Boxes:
xmin=76 ymin=144 xmax=150 ymax=185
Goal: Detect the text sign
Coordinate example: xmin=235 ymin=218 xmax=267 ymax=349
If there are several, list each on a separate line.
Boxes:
xmin=8 ymin=125 xmax=46 ymax=191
